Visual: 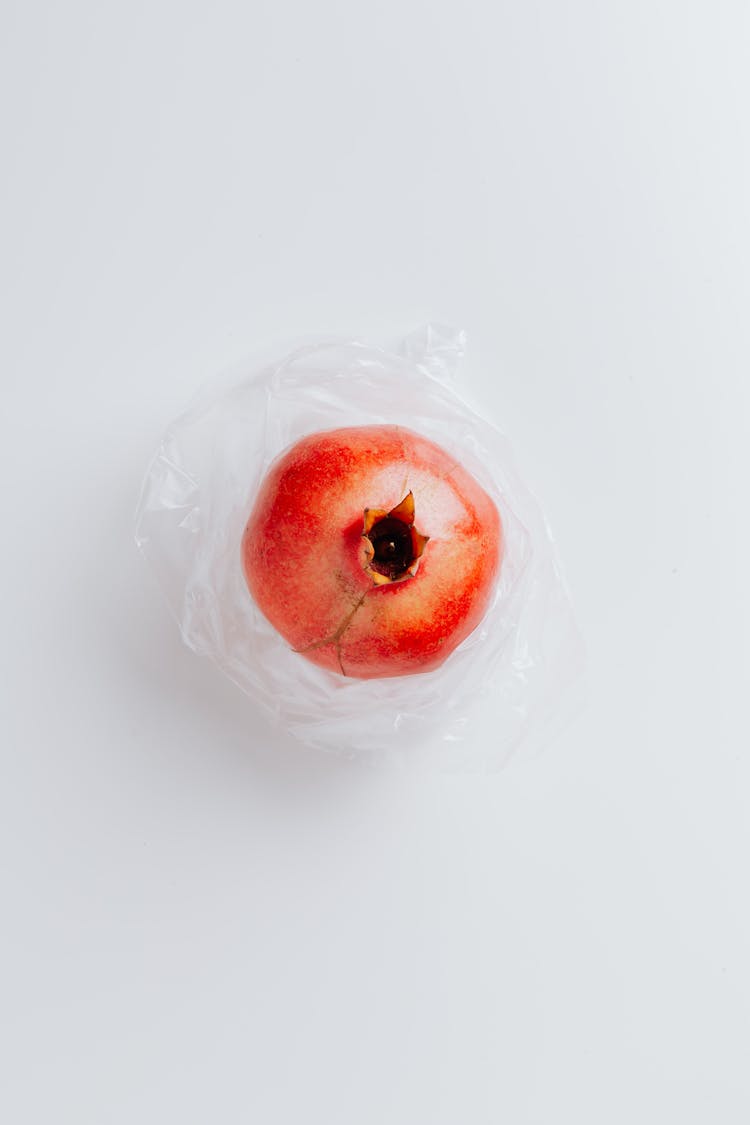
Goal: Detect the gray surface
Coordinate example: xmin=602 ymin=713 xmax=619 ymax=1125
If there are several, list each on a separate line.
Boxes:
xmin=2 ymin=1 xmax=749 ymax=1121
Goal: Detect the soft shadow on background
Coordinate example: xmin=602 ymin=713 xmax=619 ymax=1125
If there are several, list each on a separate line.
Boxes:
xmin=111 ymin=461 xmax=373 ymax=799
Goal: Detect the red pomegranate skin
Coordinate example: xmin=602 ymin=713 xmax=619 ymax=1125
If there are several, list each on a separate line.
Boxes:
xmin=241 ymin=425 xmax=502 ymax=679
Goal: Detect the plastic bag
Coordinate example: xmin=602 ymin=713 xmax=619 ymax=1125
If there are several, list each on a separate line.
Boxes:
xmin=135 ymin=326 xmax=581 ymax=765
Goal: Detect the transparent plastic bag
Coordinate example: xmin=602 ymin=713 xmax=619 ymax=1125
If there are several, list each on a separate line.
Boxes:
xmin=135 ymin=326 xmax=581 ymax=764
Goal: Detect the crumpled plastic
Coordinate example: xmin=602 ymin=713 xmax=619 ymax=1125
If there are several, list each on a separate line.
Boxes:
xmin=135 ymin=325 xmax=581 ymax=765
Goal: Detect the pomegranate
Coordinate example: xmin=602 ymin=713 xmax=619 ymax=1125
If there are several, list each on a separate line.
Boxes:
xmin=241 ymin=425 xmax=502 ymax=679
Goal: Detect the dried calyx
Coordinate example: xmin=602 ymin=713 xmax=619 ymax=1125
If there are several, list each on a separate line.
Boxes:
xmin=362 ymin=492 xmax=429 ymax=586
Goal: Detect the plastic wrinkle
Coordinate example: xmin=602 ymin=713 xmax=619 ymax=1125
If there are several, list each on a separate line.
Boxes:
xmin=135 ymin=326 xmax=581 ymax=764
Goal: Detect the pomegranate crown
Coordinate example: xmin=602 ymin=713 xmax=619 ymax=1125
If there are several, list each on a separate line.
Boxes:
xmin=361 ymin=492 xmax=429 ymax=586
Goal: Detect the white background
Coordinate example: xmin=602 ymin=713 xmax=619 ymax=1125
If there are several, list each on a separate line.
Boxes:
xmin=2 ymin=2 xmax=749 ymax=1122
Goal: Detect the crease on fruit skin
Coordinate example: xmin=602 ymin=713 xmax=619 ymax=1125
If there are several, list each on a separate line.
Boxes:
xmin=296 ymin=486 xmax=443 ymax=674
xmin=294 ymin=592 xmax=368 ymax=667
